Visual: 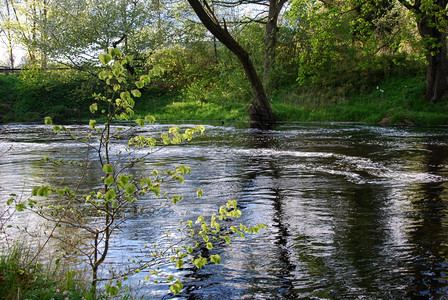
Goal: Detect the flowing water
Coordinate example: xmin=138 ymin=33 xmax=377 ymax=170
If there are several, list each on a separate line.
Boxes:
xmin=1 ymin=122 xmax=448 ymax=299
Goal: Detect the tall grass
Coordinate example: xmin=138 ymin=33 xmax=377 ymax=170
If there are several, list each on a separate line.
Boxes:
xmin=0 ymin=243 xmax=94 ymax=300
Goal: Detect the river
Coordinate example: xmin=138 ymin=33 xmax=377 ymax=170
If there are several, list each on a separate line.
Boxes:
xmin=1 ymin=122 xmax=448 ymax=299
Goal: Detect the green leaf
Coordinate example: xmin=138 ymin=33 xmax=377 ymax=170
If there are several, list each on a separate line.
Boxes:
xmin=135 ymin=81 xmax=144 ymax=89
xmin=169 ymin=280 xmax=183 ymax=295
xmin=176 ymin=259 xmax=184 ymax=269
xmin=44 ymin=117 xmax=52 ymax=125
xmin=125 ymin=184 xmax=136 ymax=195
xmin=89 ymin=119 xmax=97 ymax=129
xmin=196 ymin=189 xmax=203 ymax=197
xmin=140 ymin=74 xmax=151 ymax=84
xmin=131 ymin=89 xmax=141 ymax=98
xmin=193 ymin=257 xmax=207 ymax=269
xmin=37 ymin=186 xmax=52 ymax=197
xmin=104 ymin=175 xmax=114 ymax=185
xmin=111 ymin=48 xmax=122 ymax=58
xmin=98 ymin=70 xmax=109 ymax=80
xmin=90 ymin=103 xmax=98 ymax=113
xmin=210 ymin=254 xmax=221 ymax=264
xmin=206 ymin=242 xmax=213 ymax=250
xmin=145 ymin=115 xmax=155 ymax=124
xmin=105 ymin=189 xmax=116 ymax=201
xmin=15 ymin=202 xmax=26 ymax=212
xmin=99 ymin=53 xmax=112 ymax=65
xmin=103 ymin=164 xmax=114 ymax=174
xmin=136 ymin=119 xmax=145 ymax=127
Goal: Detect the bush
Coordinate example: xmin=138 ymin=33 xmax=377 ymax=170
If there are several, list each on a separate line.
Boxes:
xmin=0 ymin=68 xmax=103 ymax=123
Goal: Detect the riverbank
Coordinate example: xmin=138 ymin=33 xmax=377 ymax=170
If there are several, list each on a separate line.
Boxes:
xmin=2 ymin=72 xmax=447 ymax=126
xmin=130 ymin=75 xmax=448 ymax=126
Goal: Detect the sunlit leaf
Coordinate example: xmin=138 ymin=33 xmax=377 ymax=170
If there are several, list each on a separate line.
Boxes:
xmin=90 ymin=103 xmax=98 ymax=113
xmin=131 ymin=89 xmax=141 ymax=98
xmin=176 ymin=259 xmax=184 ymax=269
xmin=135 ymin=81 xmax=144 ymax=89
xmin=44 ymin=117 xmax=52 ymax=125
xmin=145 ymin=115 xmax=155 ymax=124
xmin=15 ymin=202 xmax=26 ymax=212
xmin=99 ymin=53 xmax=112 ymax=65
xmin=169 ymin=280 xmax=183 ymax=295
xmin=103 ymin=164 xmax=114 ymax=174
xmin=105 ymin=189 xmax=116 ymax=201
xmin=210 ymin=254 xmax=221 ymax=264
xmin=193 ymin=257 xmax=207 ymax=269
xmin=104 ymin=175 xmax=114 ymax=185
xmin=125 ymin=184 xmax=135 ymax=195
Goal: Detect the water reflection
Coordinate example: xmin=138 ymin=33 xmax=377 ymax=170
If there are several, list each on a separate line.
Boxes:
xmin=2 ymin=124 xmax=448 ymax=298
xmin=406 ymin=141 xmax=448 ymax=298
xmin=239 ymin=131 xmax=296 ymax=298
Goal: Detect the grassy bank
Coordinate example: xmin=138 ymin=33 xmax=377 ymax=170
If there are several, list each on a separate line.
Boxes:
xmin=2 ymin=71 xmax=447 ymax=126
xmin=135 ymin=75 xmax=447 ymax=126
xmin=0 ymin=244 xmax=94 ymax=300
xmin=0 ymin=69 xmax=101 ymax=124
xmin=271 ymin=75 xmax=448 ymax=126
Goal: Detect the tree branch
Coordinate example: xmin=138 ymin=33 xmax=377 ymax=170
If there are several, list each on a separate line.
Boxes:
xmin=397 ymin=0 xmax=417 ymax=11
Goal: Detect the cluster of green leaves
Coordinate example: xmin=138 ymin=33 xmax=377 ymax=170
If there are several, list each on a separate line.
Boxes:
xmin=172 ymin=199 xmax=266 ymax=271
xmin=286 ymin=0 xmax=420 ymax=90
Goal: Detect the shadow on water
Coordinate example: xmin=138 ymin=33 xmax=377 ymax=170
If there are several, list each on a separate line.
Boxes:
xmin=406 ymin=141 xmax=448 ymax=298
xmin=334 ymin=184 xmax=392 ymax=297
xmin=240 ymin=130 xmax=296 ymax=298
xmin=180 ymin=129 xmax=297 ymax=299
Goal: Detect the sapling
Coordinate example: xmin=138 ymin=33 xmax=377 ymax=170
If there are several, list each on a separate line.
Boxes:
xmin=13 ymin=48 xmax=265 ymax=297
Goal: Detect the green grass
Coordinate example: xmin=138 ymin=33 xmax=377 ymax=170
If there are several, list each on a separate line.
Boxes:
xmin=0 ymin=244 xmax=95 ymax=300
xmin=271 ymin=75 xmax=448 ymax=126
xmin=2 ymin=70 xmax=448 ymax=126
xmin=135 ymin=86 xmax=249 ymax=122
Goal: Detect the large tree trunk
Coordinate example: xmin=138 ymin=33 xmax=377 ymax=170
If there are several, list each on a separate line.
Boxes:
xmin=398 ymin=0 xmax=448 ymax=103
xmin=187 ymin=0 xmax=276 ymax=129
xmin=418 ymin=17 xmax=448 ymax=103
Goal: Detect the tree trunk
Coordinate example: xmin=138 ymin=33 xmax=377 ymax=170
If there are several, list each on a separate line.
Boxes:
xmin=263 ymin=0 xmax=287 ymax=90
xmin=187 ymin=0 xmax=275 ymax=129
xmin=5 ymin=0 xmax=15 ymax=68
xmin=398 ymin=0 xmax=448 ymax=103
xmin=418 ymin=17 xmax=448 ymax=103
